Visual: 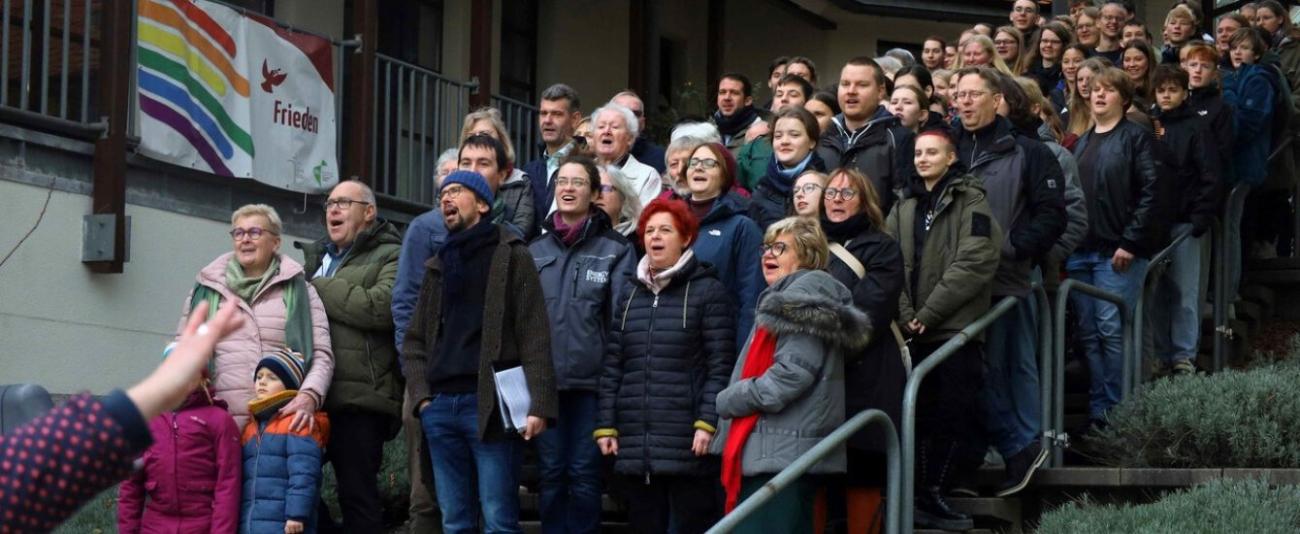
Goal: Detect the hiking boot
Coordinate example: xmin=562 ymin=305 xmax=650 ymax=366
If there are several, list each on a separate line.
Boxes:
xmin=996 ymin=441 xmax=1049 ymax=497
xmin=915 ymin=486 xmax=975 ymax=531
xmin=1172 ymin=359 xmax=1196 ymax=376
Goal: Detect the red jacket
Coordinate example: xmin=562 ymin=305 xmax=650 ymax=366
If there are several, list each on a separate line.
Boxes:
xmin=118 ymin=388 xmax=242 ymax=534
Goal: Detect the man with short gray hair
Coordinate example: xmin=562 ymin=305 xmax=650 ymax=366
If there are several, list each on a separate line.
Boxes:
xmin=613 ymin=90 xmax=666 ymax=174
xmin=525 ymin=83 xmax=583 ymax=226
xmin=299 ymin=179 xmax=403 ymax=532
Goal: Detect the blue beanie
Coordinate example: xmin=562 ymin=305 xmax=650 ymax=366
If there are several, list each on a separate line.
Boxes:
xmin=442 ymin=170 xmax=494 ymax=206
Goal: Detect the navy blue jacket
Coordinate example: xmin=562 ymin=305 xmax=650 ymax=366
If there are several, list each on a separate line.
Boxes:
xmin=691 ymin=191 xmax=765 ymax=346
xmin=529 ymin=209 xmax=637 ymax=391
xmin=1222 ymin=63 xmax=1276 ymax=186
xmin=392 ymin=210 xmax=447 ymax=353
xmin=523 ymin=154 xmax=551 ymax=229
xmin=596 ymin=256 xmax=736 ymax=476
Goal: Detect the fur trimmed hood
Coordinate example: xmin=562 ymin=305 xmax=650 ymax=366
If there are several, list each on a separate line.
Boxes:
xmin=755 ymin=269 xmax=872 ymax=350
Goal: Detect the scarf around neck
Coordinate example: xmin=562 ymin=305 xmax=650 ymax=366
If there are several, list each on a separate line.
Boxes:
xmin=552 ymin=212 xmax=588 ymax=247
xmin=439 ymin=220 xmax=500 ymax=302
xmin=764 ymin=151 xmax=818 ymax=196
xmin=637 ymin=249 xmax=695 ymax=294
xmin=821 ymin=212 xmax=872 ymax=243
xmin=714 ymin=106 xmax=759 ymax=138
xmin=226 ymin=256 xmax=280 ymax=303
xmin=722 ymin=326 xmax=779 ymax=512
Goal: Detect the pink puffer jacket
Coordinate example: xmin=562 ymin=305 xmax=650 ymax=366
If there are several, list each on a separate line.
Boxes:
xmin=117 ymin=388 xmax=242 ymax=534
xmin=178 ymin=252 xmax=334 ymax=428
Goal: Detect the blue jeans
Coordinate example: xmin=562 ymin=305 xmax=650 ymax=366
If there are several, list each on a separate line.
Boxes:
xmin=1151 ymin=224 xmax=1204 ymax=365
xmin=419 ymin=392 xmax=523 ymax=534
xmin=1067 ymin=251 xmax=1148 ymax=420
xmin=537 ymin=390 xmax=602 ymax=534
xmin=981 ymin=292 xmax=1040 ymax=458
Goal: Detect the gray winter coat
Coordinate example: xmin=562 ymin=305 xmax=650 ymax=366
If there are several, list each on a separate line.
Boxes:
xmin=711 ymin=269 xmax=871 ymax=476
xmin=529 ymin=209 xmax=637 ymax=391
xmin=1038 ymin=124 xmax=1089 ymax=265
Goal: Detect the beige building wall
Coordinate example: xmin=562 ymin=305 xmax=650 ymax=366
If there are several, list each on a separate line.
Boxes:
xmin=0 ymin=180 xmax=315 ymax=395
xmin=272 ymin=0 xmax=345 ymax=40
xmin=536 ymin=0 xmax=632 ymax=109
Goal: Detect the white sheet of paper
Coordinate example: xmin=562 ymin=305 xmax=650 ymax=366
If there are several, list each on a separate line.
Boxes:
xmin=493 ymin=366 xmax=531 ymax=432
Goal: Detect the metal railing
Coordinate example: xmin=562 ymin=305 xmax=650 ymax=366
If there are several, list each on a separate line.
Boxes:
xmin=1133 ymin=226 xmax=1196 ymax=382
xmin=372 ymin=53 xmax=474 ymax=206
xmin=1033 ymin=283 xmax=1061 ymax=460
xmin=901 ymin=294 xmax=1020 ymax=531
xmin=707 ymin=409 xmax=901 ymax=534
xmin=1211 ymin=183 xmax=1252 ymax=372
xmin=491 ymin=93 xmax=540 ymax=164
xmin=1049 ymin=279 xmax=1134 ymax=467
xmin=0 ymin=0 xmax=105 ymax=136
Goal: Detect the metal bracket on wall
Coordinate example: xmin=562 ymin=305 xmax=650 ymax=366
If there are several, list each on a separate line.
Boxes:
xmin=82 ymin=214 xmax=131 ymax=264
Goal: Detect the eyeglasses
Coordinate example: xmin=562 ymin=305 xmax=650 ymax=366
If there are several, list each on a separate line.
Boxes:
xmin=599 ymin=184 xmax=616 ymax=194
xmin=994 ymin=39 xmax=1017 ymax=46
xmin=441 ymin=185 xmax=470 ymax=199
xmin=954 ymin=90 xmax=990 ymax=101
xmin=230 ymin=227 xmax=278 ymax=241
xmin=793 ymin=183 xmax=824 ymax=197
xmin=554 ymin=177 xmax=590 ymax=188
xmin=761 ymin=242 xmax=789 ymax=257
xmin=823 ymin=187 xmax=858 ymax=201
xmin=323 ymin=198 xmax=370 ymax=210
xmin=688 ymin=158 xmax=721 ymax=170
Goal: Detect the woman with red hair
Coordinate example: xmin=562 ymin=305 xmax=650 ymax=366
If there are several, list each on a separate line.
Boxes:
xmin=594 ymin=198 xmax=737 ymax=533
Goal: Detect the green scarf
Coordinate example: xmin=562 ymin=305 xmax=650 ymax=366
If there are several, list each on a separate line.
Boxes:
xmin=226 ymin=256 xmax=279 ymax=303
xmin=190 ymin=255 xmax=313 ymax=368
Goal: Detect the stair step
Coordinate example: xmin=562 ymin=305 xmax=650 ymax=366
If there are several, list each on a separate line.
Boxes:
xmin=1241 ymin=284 xmax=1277 ymax=311
xmin=518 ymin=490 xmax=621 ymax=513
xmin=915 ymin=529 xmax=996 ymax=534
xmin=946 ymin=496 xmax=1022 ymax=523
xmin=522 ymin=521 xmax=632 ymax=534
xmin=1236 ymin=299 xmax=1266 ymax=324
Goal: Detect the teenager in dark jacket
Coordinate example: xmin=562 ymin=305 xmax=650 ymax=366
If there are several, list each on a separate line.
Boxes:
xmin=685 ymin=142 xmax=765 ymax=347
xmin=749 ymin=107 xmax=827 ymax=230
xmin=886 ymin=131 xmax=1002 ymax=532
xmin=404 ymin=170 xmax=559 ymax=534
xmin=1222 ymin=28 xmax=1276 ymax=188
xmin=595 ymin=199 xmax=737 ymax=534
xmin=1150 ymin=66 xmax=1222 ymax=376
xmin=1069 ymin=67 xmax=1163 ymax=427
xmin=819 ymin=166 xmax=906 ymax=534
xmin=817 ymin=57 xmax=917 ymax=215
xmin=0 ymin=303 xmax=244 ymax=533
xmin=529 ymin=156 xmax=637 ymax=534
xmin=954 ymin=67 xmax=1066 ymax=495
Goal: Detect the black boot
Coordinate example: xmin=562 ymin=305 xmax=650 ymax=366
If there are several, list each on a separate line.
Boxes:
xmin=914 ymin=440 xmax=975 ymax=531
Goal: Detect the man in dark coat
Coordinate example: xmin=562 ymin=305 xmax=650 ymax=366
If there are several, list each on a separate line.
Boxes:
xmin=403 ymin=169 xmax=559 ymax=534
xmin=300 ymin=180 xmax=403 ymax=532
xmin=523 ymin=83 xmax=584 ymax=229
xmin=954 ymin=68 xmax=1067 ymax=497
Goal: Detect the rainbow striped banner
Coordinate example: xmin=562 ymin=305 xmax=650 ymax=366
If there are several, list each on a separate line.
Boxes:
xmin=135 ymin=0 xmax=337 ymax=193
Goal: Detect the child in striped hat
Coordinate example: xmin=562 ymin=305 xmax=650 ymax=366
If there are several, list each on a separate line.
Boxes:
xmin=240 ymin=348 xmax=331 ymax=534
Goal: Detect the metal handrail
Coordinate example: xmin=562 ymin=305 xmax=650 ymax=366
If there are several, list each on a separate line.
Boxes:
xmin=706 ymin=409 xmax=901 ymax=534
xmin=900 ymin=294 xmax=1020 ymax=532
xmin=1051 ymin=279 xmax=1133 ymax=465
xmin=1212 ymin=183 xmax=1251 ymax=372
xmin=1033 ymin=283 xmax=1060 ymax=462
xmin=1132 ymin=225 xmax=1196 ymax=383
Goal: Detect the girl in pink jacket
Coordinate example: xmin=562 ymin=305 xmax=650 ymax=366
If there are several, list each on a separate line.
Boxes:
xmin=118 ymin=367 xmax=242 ymax=534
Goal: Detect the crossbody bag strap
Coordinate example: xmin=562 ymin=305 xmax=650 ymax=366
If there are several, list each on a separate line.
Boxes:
xmin=828 ymin=242 xmax=912 ymax=376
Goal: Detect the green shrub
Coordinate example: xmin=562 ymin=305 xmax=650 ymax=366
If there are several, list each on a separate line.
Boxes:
xmin=1038 ymin=478 xmax=1300 ymax=534
xmin=53 ymin=486 xmax=117 ymax=534
xmin=1084 ymin=363 xmax=1300 ymax=468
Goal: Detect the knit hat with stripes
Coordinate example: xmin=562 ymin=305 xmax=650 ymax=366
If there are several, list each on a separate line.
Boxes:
xmin=255 ymin=348 xmax=306 ymax=391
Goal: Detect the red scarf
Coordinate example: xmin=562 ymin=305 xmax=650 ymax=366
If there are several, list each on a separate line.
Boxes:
xmin=721 ymin=326 xmax=779 ymax=512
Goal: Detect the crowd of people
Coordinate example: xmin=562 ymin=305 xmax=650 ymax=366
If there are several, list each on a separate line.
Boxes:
xmin=2 ymin=1 xmax=1297 ymax=533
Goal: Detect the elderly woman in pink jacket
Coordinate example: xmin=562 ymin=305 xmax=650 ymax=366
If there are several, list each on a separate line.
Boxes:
xmin=178 ymin=204 xmax=333 ymax=430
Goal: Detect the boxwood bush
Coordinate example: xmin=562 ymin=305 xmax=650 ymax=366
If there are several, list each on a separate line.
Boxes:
xmin=1038 ymin=479 xmax=1300 ymax=533
xmin=1084 ymin=363 xmax=1300 ymax=468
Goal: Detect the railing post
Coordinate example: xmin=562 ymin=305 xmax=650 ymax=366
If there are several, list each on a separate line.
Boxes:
xmin=85 ymin=0 xmax=133 ymax=274
xmin=345 ymin=0 xmax=377 ymax=185
xmin=1052 ymin=279 xmax=1072 ymax=467
xmin=1035 ymin=283 xmax=1054 ymax=460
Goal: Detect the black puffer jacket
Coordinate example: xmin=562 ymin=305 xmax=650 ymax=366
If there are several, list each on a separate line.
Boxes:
xmin=595 ymin=255 xmax=737 ymax=477
xmin=1072 ymin=118 xmax=1164 ymax=257
xmin=822 ymin=214 xmax=906 ymax=453
xmin=1151 ymin=102 xmax=1221 ymax=236
xmin=1186 ymin=86 xmax=1235 ymax=184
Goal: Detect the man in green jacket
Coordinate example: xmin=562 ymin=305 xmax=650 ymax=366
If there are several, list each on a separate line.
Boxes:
xmin=300 ymin=179 xmax=403 ymax=533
